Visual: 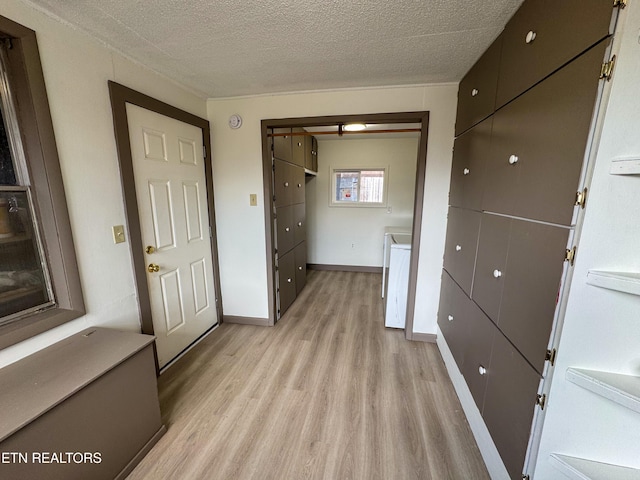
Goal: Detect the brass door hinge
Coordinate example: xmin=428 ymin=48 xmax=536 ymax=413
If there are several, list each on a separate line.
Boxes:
xmin=600 ymin=56 xmax=616 ymax=81
xmin=565 ymin=246 xmax=577 ymax=266
xmin=536 ymin=393 xmax=547 ymax=409
xmin=575 ymin=188 xmax=588 ymax=209
xmin=545 ymin=348 xmax=557 ymax=366
xmin=614 ymin=0 xmax=627 ymax=9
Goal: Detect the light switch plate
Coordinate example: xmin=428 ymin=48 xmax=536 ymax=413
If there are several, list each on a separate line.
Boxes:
xmin=250 ymin=194 xmax=258 ymax=206
xmin=112 ymin=225 xmax=126 ymax=244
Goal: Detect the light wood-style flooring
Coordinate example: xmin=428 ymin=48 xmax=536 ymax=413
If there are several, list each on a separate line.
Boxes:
xmin=127 ymin=270 xmax=489 ymax=479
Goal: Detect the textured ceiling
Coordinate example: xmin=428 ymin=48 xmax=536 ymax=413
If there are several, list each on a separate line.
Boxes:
xmin=24 ymin=0 xmax=524 ymax=98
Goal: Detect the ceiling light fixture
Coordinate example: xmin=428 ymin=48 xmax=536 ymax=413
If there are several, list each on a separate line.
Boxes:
xmin=343 ymin=123 xmax=367 ymax=132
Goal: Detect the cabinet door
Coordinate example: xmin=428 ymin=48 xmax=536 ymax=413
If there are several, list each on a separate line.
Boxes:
xmin=304 ymin=135 xmax=313 ymax=171
xmin=274 ymin=159 xmax=292 ymax=208
xmin=437 ymin=271 xmax=468 ymax=371
xmin=442 ymin=207 xmax=481 ymax=296
xmin=450 ymin=117 xmax=492 ymax=211
xmin=483 ymin=331 xmax=541 ymax=480
xmin=312 ymin=137 xmax=318 ymax=172
xmin=455 ymin=34 xmax=502 ymax=136
xmin=461 ymin=300 xmax=495 ymax=414
xmin=499 ymin=219 xmax=569 ymax=374
xmin=278 ymin=250 xmax=296 ymax=316
xmin=291 ymin=128 xmax=306 ymax=167
xmin=273 ymin=128 xmax=292 ymax=163
xmin=292 ymin=165 xmax=305 ymax=205
xmin=496 ymin=0 xmax=613 ymax=108
xmin=293 ymin=203 xmax=306 ymax=247
xmin=484 ymin=41 xmax=607 ymax=226
xmin=472 ymin=214 xmax=511 ymax=323
xmin=294 ymin=242 xmax=307 ymax=295
xmin=276 ymin=205 xmax=294 ymax=255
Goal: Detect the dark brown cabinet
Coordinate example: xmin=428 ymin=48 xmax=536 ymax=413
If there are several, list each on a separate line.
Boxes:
xmin=291 ymin=127 xmax=306 ymax=167
xmin=496 ymin=0 xmax=612 ymax=108
xmin=449 ymin=117 xmax=492 ymax=211
xmin=292 ymin=166 xmax=305 ymax=205
xmin=273 ymin=128 xmax=292 ymax=163
xmin=455 ymin=34 xmax=502 ymax=136
xmin=293 ymin=203 xmax=305 ymax=247
xmin=471 ymin=214 xmax=511 ymax=323
xmin=294 ymin=242 xmax=307 ymax=295
xmin=483 ymin=41 xmax=607 ymax=226
xmin=498 ymin=220 xmax=569 ymax=373
xmin=440 ymin=2 xmax=617 ymax=477
xmin=443 ymin=207 xmax=481 ymax=296
xmin=482 ymin=331 xmax=541 ymax=480
xmin=270 ymin=128 xmax=312 ymax=318
xmin=276 ymin=205 xmax=294 ymax=255
xmin=277 ymin=249 xmax=296 ymax=314
xmin=305 ymin=136 xmax=318 ymax=172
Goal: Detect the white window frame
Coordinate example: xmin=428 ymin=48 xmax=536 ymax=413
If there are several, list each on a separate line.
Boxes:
xmin=330 ymin=166 xmax=389 ymax=208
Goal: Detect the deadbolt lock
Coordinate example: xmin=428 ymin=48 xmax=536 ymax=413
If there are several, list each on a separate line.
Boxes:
xmin=147 ymin=263 xmax=160 ymax=273
xmin=145 ymin=246 xmax=156 ymax=254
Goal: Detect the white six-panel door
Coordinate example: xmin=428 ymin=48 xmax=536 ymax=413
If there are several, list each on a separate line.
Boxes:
xmin=127 ymin=104 xmax=218 ymax=368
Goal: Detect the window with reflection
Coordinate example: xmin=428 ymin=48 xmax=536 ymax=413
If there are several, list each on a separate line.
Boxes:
xmin=0 ymin=43 xmax=54 ymax=323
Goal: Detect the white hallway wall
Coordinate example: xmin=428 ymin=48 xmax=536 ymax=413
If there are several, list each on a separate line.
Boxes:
xmin=533 ymin=3 xmax=640 ymax=477
xmin=207 ymin=85 xmax=457 ymax=333
xmin=306 ymin=137 xmax=418 ymax=267
xmin=0 ymin=0 xmax=207 ymax=368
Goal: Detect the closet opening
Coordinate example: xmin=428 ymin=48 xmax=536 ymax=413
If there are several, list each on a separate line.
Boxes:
xmin=260 ymin=112 xmax=429 ymax=340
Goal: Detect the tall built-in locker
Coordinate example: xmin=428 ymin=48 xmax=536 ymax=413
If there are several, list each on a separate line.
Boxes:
xmin=271 ymin=128 xmax=315 ymax=319
xmin=437 ymin=1 xmax=620 ymax=478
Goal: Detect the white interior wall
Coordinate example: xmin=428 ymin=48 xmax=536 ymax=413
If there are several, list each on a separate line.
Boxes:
xmin=533 ymin=4 xmax=640 ymax=477
xmin=0 ymin=0 xmax=207 ymax=368
xmin=207 ymin=85 xmax=457 ymax=332
xmin=306 ymin=137 xmax=418 ymax=267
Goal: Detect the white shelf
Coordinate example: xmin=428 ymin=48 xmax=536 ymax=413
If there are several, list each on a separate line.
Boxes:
xmin=586 ymin=270 xmax=640 ymax=296
xmin=610 ymin=157 xmax=640 ymax=175
xmin=566 ymin=368 xmax=640 ymax=414
xmin=550 ymin=454 xmax=640 ymax=480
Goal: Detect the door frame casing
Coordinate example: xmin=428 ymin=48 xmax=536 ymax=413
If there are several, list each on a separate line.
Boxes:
xmin=108 ymin=81 xmax=223 ymax=347
xmin=261 ymin=111 xmax=429 ymax=340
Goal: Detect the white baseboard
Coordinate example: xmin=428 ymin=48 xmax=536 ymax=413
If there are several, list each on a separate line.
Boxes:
xmin=436 ymin=327 xmax=510 ymax=480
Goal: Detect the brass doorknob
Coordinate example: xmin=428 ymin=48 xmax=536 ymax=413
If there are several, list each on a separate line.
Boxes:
xmin=145 ymin=246 xmax=156 ymax=254
xmin=147 ymin=263 xmax=160 ymax=273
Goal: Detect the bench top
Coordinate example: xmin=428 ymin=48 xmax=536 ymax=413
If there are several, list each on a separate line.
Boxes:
xmin=0 ymin=327 xmax=155 ymax=442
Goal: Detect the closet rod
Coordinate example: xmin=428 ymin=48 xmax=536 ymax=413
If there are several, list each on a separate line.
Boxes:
xmin=268 ymin=128 xmax=421 ymax=137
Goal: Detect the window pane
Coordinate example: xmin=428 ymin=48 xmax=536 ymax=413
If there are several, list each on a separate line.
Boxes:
xmin=360 ymin=170 xmax=384 ymax=203
xmin=335 ymin=171 xmax=359 ymax=202
xmin=0 ymin=105 xmax=17 ymax=186
xmin=0 ymin=190 xmax=52 ymax=320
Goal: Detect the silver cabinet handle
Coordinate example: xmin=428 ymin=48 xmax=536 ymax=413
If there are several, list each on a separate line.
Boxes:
xmin=448 ymin=314 xmax=454 ymax=322
xmin=508 ymin=154 xmax=519 ymax=165
xmin=455 ymin=245 xmax=462 ymax=252
xmin=297 ymin=142 xmax=302 ymax=147
xmin=284 ymin=181 xmax=289 ymax=187
xmin=493 ymin=269 xmax=502 ymax=278
xmin=471 ymin=88 xmax=479 ymax=97
xmin=298 ymin=183 xmax=302 ymax=188
xmin=463 ymin=168 xmax=470 ymax=175
xmin=298 ymin=222 xmax=303 ymax=227
xmin=285 ymin=227 xmax=290 ymax=232
xmin=298 ymin=266 xmax=303 ymax=271
xmin=525 ymin=30 xmax=537 ymax=44
xmin=478 ymin=365 xmax=487 ymax=375
xmin=287 ymin=278 xmax=292 ymax=283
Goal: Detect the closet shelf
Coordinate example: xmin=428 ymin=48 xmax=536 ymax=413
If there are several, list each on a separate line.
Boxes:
xmin=586 ymin=270 xmax=640 ymax=296
xmin=566 ymin=367 xmax=640 ymax=414
xmin=550 ymin=453 xmax=640 ymax=480
xmin=610 ymin=157 xmax=640 ymax=175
